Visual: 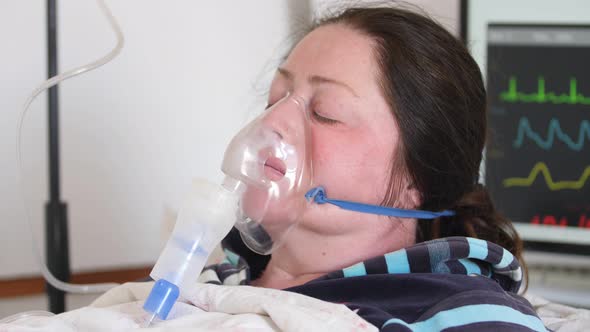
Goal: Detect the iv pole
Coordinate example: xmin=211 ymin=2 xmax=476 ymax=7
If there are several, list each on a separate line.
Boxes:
xmin=45 ymin=0 xmax=71 ymax=314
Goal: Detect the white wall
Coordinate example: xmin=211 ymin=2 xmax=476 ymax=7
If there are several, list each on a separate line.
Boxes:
xmin=0 ymin=0 xmax=458 ymax=279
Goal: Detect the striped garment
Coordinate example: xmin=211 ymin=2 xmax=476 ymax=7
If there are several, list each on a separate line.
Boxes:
xmin=201 ymin=230 xmax=547 ymax=331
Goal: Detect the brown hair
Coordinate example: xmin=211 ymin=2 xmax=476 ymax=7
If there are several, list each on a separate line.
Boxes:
xmin=308 ymin=4 xmax=527 ymax=281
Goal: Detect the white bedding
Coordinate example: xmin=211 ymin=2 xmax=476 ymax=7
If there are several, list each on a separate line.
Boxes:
xmin=2 ymin=282 xmax=589 ymax=331
xmin=524 ymin=293 xmax=590 ymax=332
xmin=0 ymin=282 xmax=377 ymax=331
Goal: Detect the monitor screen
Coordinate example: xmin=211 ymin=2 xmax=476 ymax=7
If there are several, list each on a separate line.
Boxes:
xmin=484 ymin=24 xmax=590 ymax=251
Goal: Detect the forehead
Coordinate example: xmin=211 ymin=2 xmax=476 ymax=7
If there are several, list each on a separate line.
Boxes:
xmin=283 ymin=24 xmax=379 ymax=96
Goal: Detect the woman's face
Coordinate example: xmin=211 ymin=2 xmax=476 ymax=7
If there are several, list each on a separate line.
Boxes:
xmin=264 ymin=24 xmax=414 ymax=238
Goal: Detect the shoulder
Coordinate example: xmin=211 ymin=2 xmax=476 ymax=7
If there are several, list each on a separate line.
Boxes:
xmin=381 ymin=288 xmax=546 ymax=331
xmin=287 ymin=274 xmax=546 ymax=331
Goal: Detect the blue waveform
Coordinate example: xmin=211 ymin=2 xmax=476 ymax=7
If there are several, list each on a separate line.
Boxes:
xmin=513 ymin=117 xmax=590 ymax=151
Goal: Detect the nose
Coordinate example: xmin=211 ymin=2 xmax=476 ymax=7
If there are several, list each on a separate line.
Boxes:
xmin=261 ymin=95 xmax=308 ymax=143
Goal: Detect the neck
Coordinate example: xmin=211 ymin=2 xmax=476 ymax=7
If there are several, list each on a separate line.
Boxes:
xmin=251 ymin=220 xmax=416 ymax=289
xmin=251 ymin=258 xmax=325 ymax=289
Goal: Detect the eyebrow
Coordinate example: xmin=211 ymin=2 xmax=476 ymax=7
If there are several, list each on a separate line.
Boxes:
xmin=277 ymin=67 xmax=359 ymax=97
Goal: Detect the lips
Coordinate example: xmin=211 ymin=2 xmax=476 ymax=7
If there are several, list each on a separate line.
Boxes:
xmin=263 ymin=156 xmax=286 ymax=181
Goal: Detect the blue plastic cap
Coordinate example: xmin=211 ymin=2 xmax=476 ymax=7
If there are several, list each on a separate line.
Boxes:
xmin=143 ymin=279 xmax=180 ymax=321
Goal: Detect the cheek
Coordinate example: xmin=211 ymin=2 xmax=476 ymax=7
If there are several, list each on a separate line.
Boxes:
xmin=311 ymin=128 xmax=395 ymax=204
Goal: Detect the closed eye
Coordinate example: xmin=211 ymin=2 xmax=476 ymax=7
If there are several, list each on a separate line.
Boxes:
xmin=312 ymin=110 xmax=339 ymax=125
xmin=267 ymin=101 xmax=340 ymax=125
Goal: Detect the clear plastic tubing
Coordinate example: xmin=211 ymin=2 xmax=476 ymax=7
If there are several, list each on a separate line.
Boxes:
xmin=16 ymin=0 xmax=124 ymax=294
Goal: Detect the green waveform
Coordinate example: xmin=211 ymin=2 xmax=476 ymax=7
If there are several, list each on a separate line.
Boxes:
xmin=500 ymin=77 xmax=590 ymax=105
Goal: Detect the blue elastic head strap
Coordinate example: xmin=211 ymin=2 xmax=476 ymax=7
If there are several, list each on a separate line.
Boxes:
xmin=305 ymin=187 xmax=455 ymax=219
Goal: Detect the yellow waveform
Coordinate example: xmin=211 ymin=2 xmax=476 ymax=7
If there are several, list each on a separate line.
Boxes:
xmin=503 ymin=162 xmax=590 ymax=190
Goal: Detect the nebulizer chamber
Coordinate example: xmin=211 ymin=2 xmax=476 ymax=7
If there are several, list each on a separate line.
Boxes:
xmin=143 ymin=178 xmax=242 ymax=323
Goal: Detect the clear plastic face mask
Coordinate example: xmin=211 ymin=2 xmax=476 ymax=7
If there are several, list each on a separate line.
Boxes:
xmin=221 ymin=93 xmax=313 ymax=255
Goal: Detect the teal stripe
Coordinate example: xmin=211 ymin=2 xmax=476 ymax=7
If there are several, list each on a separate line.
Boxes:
xmin=458 ymin=258 xmax=481 ymax=276
xmin=223 ymin=249 xmax=240 ymax=267
xmin=383 ymin=304 xmax=547 ymax=331
xmin=467 ymin=237 xmax=488 ymax=260
xmin=495 ymin=248 xmax=514 ymax=269
xmin=343 ymin=262 xmax=367 ymax=278
xmin=384 ymin=249 xmax=410 ymax=274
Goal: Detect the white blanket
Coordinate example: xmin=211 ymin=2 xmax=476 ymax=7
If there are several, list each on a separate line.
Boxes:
xmin=524 ymin=293 xmax=590 ymax=332
xmin=0 ymin=282 xmax=377 ymax=331
xmin=4 ymin=282 xmax=589 ymax=331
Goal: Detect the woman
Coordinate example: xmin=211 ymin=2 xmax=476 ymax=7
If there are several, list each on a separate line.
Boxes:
xmin=204 ymin=5 xmax=546 ymax=331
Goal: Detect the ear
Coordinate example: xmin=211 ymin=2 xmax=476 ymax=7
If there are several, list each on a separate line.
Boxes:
xmin=399 ymin=183 xmax=422 ymax=210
